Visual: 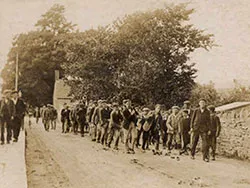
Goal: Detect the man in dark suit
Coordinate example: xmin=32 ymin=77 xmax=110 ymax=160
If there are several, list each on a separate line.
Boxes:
xmin=11 ymin=90 xmax=26 ymax=142
xmin=0 ymin=90 xmax=15 ymax=144
xmin=190 ymin=99 xmax=211 ymax=162
xmin=121 ymin=99 xmax=138 ymax=154
xmin=178 ymin=100 xmax=194 ymax=155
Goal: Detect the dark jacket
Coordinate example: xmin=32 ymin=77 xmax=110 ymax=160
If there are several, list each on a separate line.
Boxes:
xmin=191 ymin=108 xmax=211 ymax=133
xmin=109 ymin=110 xmax=123 ymax=128
xmin=210 ymin=113 xmax=221 ymax=136
xmin=121 ymin=107 xmax=138 ymax=129
xmin=61 ymin=108 xmax=70 ymax=122
xmin=14 ymin=98 xmax=26 ymax=120
xmin=0 ymin=99 xmax=16 ymax=120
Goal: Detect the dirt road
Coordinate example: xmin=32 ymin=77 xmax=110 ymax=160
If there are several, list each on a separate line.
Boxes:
xmin=26 ymin=121 xmax=250 ymax=188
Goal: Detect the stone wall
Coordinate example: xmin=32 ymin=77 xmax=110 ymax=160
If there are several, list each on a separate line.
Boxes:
xmin=217 ymin=106 xmax=250 ymax=160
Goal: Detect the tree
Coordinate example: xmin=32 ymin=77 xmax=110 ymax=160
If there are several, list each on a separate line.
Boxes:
xmin=1 ymin=4 xmax=75 ymax=106
xmin=190 ymin=82 xmax=220 ymax=107
xmin=63 ymin=3 xmax=214 ymax=108
xmin=35 ymin=4 xmax=76 ymax=35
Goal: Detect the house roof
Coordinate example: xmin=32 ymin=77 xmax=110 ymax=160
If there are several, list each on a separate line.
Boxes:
xmin=215 ymin=102 xmax=250 ymax=112
xmin=53 ymin=80 xmax=72 ymax=99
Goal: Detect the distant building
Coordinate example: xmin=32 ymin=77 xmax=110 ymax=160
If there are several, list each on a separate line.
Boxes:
xmin=53 ymin=70 xmax=72 ymax=113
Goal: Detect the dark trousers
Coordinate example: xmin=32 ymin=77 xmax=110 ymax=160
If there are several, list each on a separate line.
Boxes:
xmin=208 ymin=133 xmax=217 ymax=158
xmin=77 ymin=119 xmax=86 ymax=136
xmin=72 ymin=121 xmax=78 ymax=134
xmin=180 ymin=131 xmax=190 ymax=151
xmin=142 ymin=131 xmax=150 ymax=150
xmin=136 ymin=128 xmax=143 ymax=147
xmin=191 ymin=131 xmax=208 ymax=159
xmin=12 ymin=117 xmax=21 ymax=140
xmin=1 ymin=119 xmax=12 ymax=142
xmin=152 ymin=131 xmax=160 ymax=151
xmin=161 ymin=129 xmax=167 ymax=148
xmin=62 ymin=120 xmax=70 ymax=133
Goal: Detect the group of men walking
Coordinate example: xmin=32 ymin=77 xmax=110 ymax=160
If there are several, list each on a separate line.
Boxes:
xmin=0 ymin=90 xmax=26 ymax=145
xmin=40 ymin=104 xmax=58 ymax=131
xmin=58 ymin=98 xmax=221 ymax=162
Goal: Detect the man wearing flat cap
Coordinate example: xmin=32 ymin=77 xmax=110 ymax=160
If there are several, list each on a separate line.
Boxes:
xmin=0 ymin=90 xmax=15 ymax=144
xmin=166 ymin=106 xmax=180 ymax=153
xmin=11 ymin=90 xmax=26 ymax=142
xmin=207 ymin=105 xmax=221 ymax=160
xmin=190 ymin=98 xmax=211 ymax=162
xmin=107 ymin=103 xmax=123 ymax=150
xmin=178 ymin=100 xmax=193 ymax=155
xmin=121 ymin=99 xmax=139 ymax=154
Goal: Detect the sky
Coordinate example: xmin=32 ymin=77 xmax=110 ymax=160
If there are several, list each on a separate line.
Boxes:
xmin=0 ymin=0 xmax=250 ymax=88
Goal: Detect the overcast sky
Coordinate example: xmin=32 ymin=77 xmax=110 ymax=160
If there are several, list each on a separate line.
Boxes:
xmin=0 ymin=0 xmax=250 ymax=88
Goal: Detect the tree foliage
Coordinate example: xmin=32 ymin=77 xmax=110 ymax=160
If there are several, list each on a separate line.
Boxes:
xmin=1 ymin=4 xmax=75 ymax=106
xmin=63 ymin=4 xmax=214 ymax=108
xmin=190 ymin=82 xmax=220 ymax=107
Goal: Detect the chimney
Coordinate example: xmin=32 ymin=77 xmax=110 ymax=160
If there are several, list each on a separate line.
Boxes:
xmin=55 ymin=70 xmax=60 ymax=81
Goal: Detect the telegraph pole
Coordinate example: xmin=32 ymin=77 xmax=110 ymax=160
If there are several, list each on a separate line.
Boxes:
xmin=15 ymin=52 xmax=18 ymax=91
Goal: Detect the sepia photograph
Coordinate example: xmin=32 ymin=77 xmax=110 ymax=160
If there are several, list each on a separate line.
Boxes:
xmin=0 ymin=0 xmax=250 ymax=187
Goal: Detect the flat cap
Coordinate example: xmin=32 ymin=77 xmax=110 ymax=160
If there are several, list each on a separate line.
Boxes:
xmin=199 ymin=98 xmax=206 ymax=102
xmin=12 ymin=90 xmax=18 ymax=94
xmin=184 ymin=100 xmax=191 ymax=104
xmin=208 ymin=105 xmax=215 ymax=111
xmin=142 ymin=107 xmax=150 ymax=112
xmin=3 ymin=89 xmax=12 ymax=94
xmin=112 ymin=102 xmax=119 ymax=107
xmin=172 ymin=106 xmax=180 ymax=110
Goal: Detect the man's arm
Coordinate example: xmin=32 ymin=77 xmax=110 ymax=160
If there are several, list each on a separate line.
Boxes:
xmin=166 ymin=115 xmax=173 ymax=131
xmin=190 ymin=109 xmax=197 ymax=131
xmin=216 ymin=116 xmax=221 ymax=137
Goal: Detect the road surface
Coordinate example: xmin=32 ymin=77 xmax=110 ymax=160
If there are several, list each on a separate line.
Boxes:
xmin=26 ymin=120 xmax=250 ymax=188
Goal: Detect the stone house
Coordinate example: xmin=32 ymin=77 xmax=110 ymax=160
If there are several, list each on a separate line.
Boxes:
xmin=53 ymin=71 xmax=72 ymax=115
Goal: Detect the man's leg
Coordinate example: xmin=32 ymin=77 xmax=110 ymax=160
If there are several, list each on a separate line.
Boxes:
xmin=191 ymin=132 xmax=200 ymax=158
xmin=130 ymin=123 xmax=137 ymax=153
xmin=154 ymin=133 xmax=160 ymax=151
xmin=21 ymin=118 xmax=24 ymax=130
xmin=161 ymin=129 xmax=167 ymax=149
xmin=1 ymin=121 xmax=5 ymax=144
xmin=167 ymin=133 xmax=173 ymax=151
xmin=211 ymin=134 xmax=217 ymax=160
xmin=90 ymin=123 xmax=97 ymax=141
xmin=7 ymin=120 xmax=12 ymax=143
xmin=96 ymin=123 xmax=102 ymax=143
xmin=80 ymin=121 xmax=85 ymax=137
xmin=201 ymin=132 xmax=208 ymax=161
xmin=107 ymin=126 xmax=114 ymax=147
xmin=14 ymin=118 xmax=21 ymax=141
xmin=124 ymin=128 xmax=130 ymax=152
xmin=114 ymin=128 xmax=120 ymax=149
xmin=62 ymin=121 xmax=65 ymax=133
xmin=136 ymin=128 xmax=142 ymax=147
xmin=142 ymin=131 xmax=149 ymax=150
xmin=100 ymin=123 xmax=106 ymax=145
